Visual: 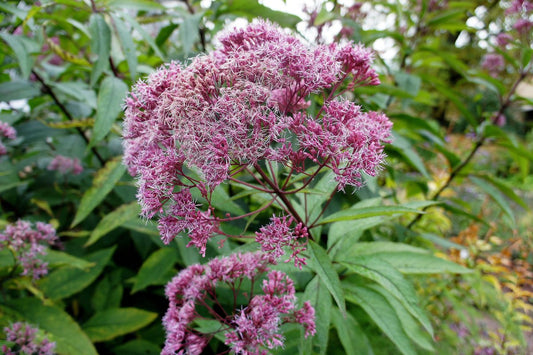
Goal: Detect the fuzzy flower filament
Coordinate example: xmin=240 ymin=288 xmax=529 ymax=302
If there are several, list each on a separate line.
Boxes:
xmin=123 ymin=20 xmax=392 ymax=256
xmin=162 ymin=252 xmax=315 ymax=355
xmin=0 ymin=220 xmax=58 ymax=280
xmin=2 ymin=322 xmax=56 ymax=355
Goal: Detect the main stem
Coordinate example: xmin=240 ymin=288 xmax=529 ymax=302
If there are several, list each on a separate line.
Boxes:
xmin=253 ymin=163 xmax=305 ymax=226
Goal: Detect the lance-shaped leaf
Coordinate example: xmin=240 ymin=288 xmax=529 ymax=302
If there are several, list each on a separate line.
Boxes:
xmin=1 ymin=298 xmax=97 ymax=355
xmin=82 ymin=308 xmax=157 ymax=342
xmin=111 ymin=13 xmax=138 ymax=80
xmin=131 ymin=248 xmax=177 ymax=293
xmin=86 ymin=201 xmax=140 ymax=246
xmin=344 ymin=283 xmax=417 ymax=355
xmin=340 ymin=256 xmax=433 ymax=337
xmin=89 ymin=76 xmax=128 ymax=147
xmin=331 ymin=307 xmax=373 ymax=355
xmin=300 ymin=276 xmax=332 ymax=355
xmin=308 ymin=241 xmax=346 ymax=316
xmin=71 ymin=156 xmax=126 ymax=227
xmin=89 ymin=13 xmax=111 ymax=86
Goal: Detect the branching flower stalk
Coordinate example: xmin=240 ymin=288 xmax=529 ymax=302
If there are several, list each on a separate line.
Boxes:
xmin=123 ymin=20 xmax=391 ymax=353
xmin=123 ymin=20 xmax=392 ymax=262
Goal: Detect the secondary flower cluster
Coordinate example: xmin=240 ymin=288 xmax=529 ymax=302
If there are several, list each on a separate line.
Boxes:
xmin=162 ymin=252 xmax=315 ymax=355
xmin=123 ymin=20 xmax=391 ymax=254
xmin=0 ymin=121 xmax=17 ymax=156
xmin=0 ymin=220 xmax=58 ymax=280
xmin=2 ymin=322 xmax=56 ymax=355
xmin=255 ymin=215 xmax=308 ymax=269
xmin=47 ymin=155 xmax=83 ymax=175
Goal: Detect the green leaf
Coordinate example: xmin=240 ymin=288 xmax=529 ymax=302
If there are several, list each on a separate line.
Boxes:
xmin=0 ymin=81 xmax=40 ymax=101
xmin=344 ymin=284 xmax=417 ymax=355
xmin=474 ymin=174 xmax=528 ymax=210
xmin=86 ymin=201 xmax=140 ymax=246
xmin=469 ymin=175 xmax=515 ymax=225
xmin=390 ymin=132 xmax=430 ymax=178
xmin=90 ymin=76 xmax=128 ymax=146
xmin=307 ymin=241 xmax=346 ymax=316
xmin=395 ymin=72 xmax=421 ymax=97
xmin=71 ymin=156 xmax=126 ymax=227
xmin=0 ymin=33 xmax=39 ymax=79
xmin=331 ymin=307 xmax=373 ymax=355
xmin=1 ymin=298 xmax=97 ymax=355
xmin=338 ymin=241 xmax=429 ymax=260
xmin=92 ymin=273 xmax=123 ymax=312
xmin=420 ymin=74 xmax=476 ymax=126
xmin=368 ymin=252 xmax=472 ymax=274
xmin=39 ymin=247 xmax=116 ymax=300
xmin=108 ymin=0 xmax=165 ymax=11
xmin=319 ymin=205 xmax=422 ymax=225
xmin=180 ymin=12 xmax=203 ymax=55
xmin=300 ymin=276 xmax=332 ymax=355
xmin=42 ymin=250 xmax=95 ymax=269
xmin=82 ymin=308 xmax=157 ymax=342
xmin=112 ymin=339 xmax=161 ymax=355
xmin=369 ymin=284 xmax=434 ymax=352
xmin=521 ymin=47 xmax=532 ymax=68
xmin=132 ymin=248 xmax=177 ymax=293
xmin=340 ymin=257 xmax=433 ymax=337
xmin=111 ymin=13 xmax=138 ymax=80
xmin=219 ymin=0 xmax=301 ymax=28
xmin=89 ymin=13 xmax=111 ymax=86
xmin=122 ymin=14 xmax=164 ymax=59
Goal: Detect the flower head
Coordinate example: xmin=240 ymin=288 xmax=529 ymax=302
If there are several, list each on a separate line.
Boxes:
xmin=162 ymin=252 xmax=315 ymax=355
xmin=0 ymin=121 xmax=17 ymax=156
xmin=123 ymin=20 xmax=391 ymax=254
xmin=0 ymin=220 xmax=58 ymax=279
xmin=47 ymin=155 xmax=83 ymax=175
xmin=2 ymin=322 xmax=56 ymax=355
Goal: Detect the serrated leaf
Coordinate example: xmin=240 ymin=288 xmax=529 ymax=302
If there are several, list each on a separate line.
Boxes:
xmin=111 ymin=13 xmax=138 ymax=80
xmin=131 ymin=248 xmax=177 ymax=293
xmin=86 ymin=201 xmax=140 ymax=246
xmin=180 ymin=12 xmax=203 ymax=55
xmin=0 ymin=33 xmax=39 ymax=79
xmin=82 ymin=308 xmax=157 ymax=342
xmin=220 ymin=0 xmax=301 ymax=28
xmin=475 ymin=175 xmax=528 ymax=210
xmin=0 ymin=81 xmax=40 ymax=101
xmin=108 ymin=0 xmax=164 ymax=10
xmin=341 ymin=257 xmax=433 ymax=337
xmin=89 ymin=13 xmax=111 ymax=86
xmin=390 ymin=132 xmax=430 ymax=178
xmin=71 ymin=156 xmax=126 ymax=227
xmin=369 ymin=284 xmax=435 ymax=352
xmin=368 ymin=252 xmax=472 ymax=274
xmin=300 ymin=276 xmax=332 ymax=355
xmin=122 ymin=15 xmax=164 ymax=59
xmin=338 ymin=241 xmax=429 ymax=260
xmin=308 ymin=241 xmax=346 ymax=316
xmin=42 ymin=250 xmax=95 ymax=269
xmin=319 ymin=205 xmax=422 ymax=225
xmin=1 ymin=298 xmax=97 ymax=355
xmin=470 ymin=175 xmax=515 ymax=225
xmin=331 ymin=307 xmax=373 ymax=355
xmin=344 ymin=284 xmax=417 ymax=355
xmin=112 ymin=339 xmax=161 ymax=355
xmin=90 ymin=76 xmax=128 ymax=146
xmin=39 ymin=247 xmax=116 ymax=300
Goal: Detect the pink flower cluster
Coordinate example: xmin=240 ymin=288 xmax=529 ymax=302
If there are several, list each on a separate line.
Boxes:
xmin=255 ymin=215 xmax=308 ymax=268
xmin=503 ymin=0 xmax=533 ymax=37
xmin=0 ymin=121 xmax=17 ymax=156
xmin=0 ymin=220 xmax=58 ymax=280
xmin=123 ymin=20 xmax=391 ymax=254
xmin=47 ymin=155 xmax=83 ymax=175
xmin=162 ymin=252 xmax=315 ymax=355
xmin=2 ymin=322 xmax=56 ymax=355
xmin=481 ymin=53 xmax=505 ymax=77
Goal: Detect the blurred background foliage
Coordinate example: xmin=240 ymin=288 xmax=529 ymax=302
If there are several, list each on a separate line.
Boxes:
xmin=0 ymin=0 xmax=531 ymax=354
